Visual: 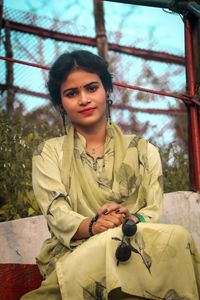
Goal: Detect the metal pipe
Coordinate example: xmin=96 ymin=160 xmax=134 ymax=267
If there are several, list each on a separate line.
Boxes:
xmin=104 ymin=0 xmax=171 ymax=8
xmin=0 ymin=84 xmax=186 ymax=115
xmin=0 ymin=55 xmax=49 ymax=70
xmin=104 ymin=0 xmax=200 ymax=16
xmin=113 ymin=81 xmax=195 ymax=104
xmin=0 ymin=55 xmax=196 ymax=104
xmin=187 ymin=2 xmax=200 ymax=18
xmin=5 ymin=21 xmax=185 ymax=65
xmin=185 ymin=18 xmax=200 ymax=191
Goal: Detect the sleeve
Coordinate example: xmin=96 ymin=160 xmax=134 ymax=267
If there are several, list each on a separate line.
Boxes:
xmin=131 ymin=143 xmax=163 ymax=223
xmin=32 ymin=140 xmax=87 ymax=249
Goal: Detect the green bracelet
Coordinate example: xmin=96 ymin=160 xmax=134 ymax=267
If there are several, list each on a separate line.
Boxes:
xmin=134 ymin=213 xmax=145 ymax=223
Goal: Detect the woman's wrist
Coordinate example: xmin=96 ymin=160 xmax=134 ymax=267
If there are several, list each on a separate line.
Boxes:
xmin=130 ymin=214 xmax=139 ymax=224
xmin=88 ymin=214 xmax=99 ymax=236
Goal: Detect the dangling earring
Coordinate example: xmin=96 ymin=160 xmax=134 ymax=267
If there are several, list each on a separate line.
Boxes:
xmin=59 ymin=106 xmax=67 ymax=135
xmin=106 ymin=99 xmax=113 ymax=125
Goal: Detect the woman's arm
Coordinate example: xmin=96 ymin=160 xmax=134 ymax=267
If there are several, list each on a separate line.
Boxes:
xmin=32 ymin=139 xmax=88 ymax=248
xmin=126 ymin=142 xmax=163 ymax=223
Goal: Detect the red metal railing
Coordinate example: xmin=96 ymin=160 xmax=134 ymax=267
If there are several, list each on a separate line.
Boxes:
xmin=4 ymin=20 xmax=185 ymax=65
xmin=184 ymin=18 xmax=200 ymax=191
xmin=1 ymin=3 xmax=199 ymax=190
xmin=0 ymin=55 xmax=196 ymax=106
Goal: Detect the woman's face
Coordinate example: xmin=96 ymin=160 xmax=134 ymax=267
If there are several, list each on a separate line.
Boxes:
xmin=60 ymin=69 xmax=108 ymax=131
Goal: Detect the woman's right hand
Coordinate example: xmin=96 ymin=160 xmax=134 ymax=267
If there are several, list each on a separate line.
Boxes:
xmin=92 ymin=211 xmax=125 ymax=234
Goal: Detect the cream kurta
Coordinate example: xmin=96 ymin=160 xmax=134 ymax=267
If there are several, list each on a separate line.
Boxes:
xmin=22 ymin=123 xmax=200 ymax=300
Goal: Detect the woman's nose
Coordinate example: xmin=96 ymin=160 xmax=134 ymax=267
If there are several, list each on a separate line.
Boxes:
xmin=78 ymin=91 xmax=90 ymax=105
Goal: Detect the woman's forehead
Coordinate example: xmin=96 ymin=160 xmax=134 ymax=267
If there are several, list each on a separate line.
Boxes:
xmin=62 ymin=69 xmax=102 ymax=88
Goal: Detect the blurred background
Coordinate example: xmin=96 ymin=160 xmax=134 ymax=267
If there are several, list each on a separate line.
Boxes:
xmin=0 ymin=0 xmax=190 ymax=220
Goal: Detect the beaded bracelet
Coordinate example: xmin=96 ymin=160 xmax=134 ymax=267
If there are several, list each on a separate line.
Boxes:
xmin=88 ymin=213 xmax=99 ymax=237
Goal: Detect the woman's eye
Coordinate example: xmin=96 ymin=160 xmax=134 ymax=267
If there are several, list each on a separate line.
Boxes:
xmin=87 ymin=86 xmax=97 ymax=92
xmin=66 ymin=91 xmax=76 ymax=98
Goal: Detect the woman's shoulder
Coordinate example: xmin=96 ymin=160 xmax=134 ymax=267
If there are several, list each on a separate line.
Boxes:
xmin=123 ymin=133 xmax=159 ymax=152
xmin=123 ymin=134 xmax=160 ymax=169
xmin=44 ymin=135 xmax=65 ymax=147
xmin=33 ymin=135 xmax=65 ymax=157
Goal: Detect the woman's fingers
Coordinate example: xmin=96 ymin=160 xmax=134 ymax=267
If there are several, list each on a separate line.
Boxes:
xmin=93 ymin=213 xmax=123 ymax=234
xmin=93 ymin=204 xmax=131 ymax=234
xmin=98 ymin=202 xmax=122 ymax=216
xmin=109 ymin=211 xmax=125 ymax=223
xmin=104 ymin=214 xmax=122 ymax=226
xmin=115 ymin=206 xmax=130 ymax=218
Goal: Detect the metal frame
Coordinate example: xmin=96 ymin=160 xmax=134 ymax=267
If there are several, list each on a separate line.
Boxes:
xmin=104 ymin=0 xmax=200 ymax=191
xmin=3 ymin=20 xmax=185 ymax=65
xmin=0 ymin=0 xmax=199 ymax=190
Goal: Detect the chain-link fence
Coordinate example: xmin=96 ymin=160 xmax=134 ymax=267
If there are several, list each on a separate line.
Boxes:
xmin=0 ymin=7 xmax=187 ymax=148
xmin=0 ymin=4 xmax=193 ymax=220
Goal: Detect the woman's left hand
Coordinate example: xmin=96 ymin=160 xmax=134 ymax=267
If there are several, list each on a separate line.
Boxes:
xmin=98 ymin=202 xmax=130 ymax=219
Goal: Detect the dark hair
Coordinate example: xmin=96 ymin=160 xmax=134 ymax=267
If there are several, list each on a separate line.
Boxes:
xmin=47 ymin=50 xmax=113 ymax=110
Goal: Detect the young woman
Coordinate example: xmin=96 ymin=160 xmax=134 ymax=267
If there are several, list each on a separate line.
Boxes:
xmin=21 ymin=50 xmax=200 ymax=300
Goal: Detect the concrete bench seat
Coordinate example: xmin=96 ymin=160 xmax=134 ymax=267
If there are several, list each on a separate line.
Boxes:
xmin=0 ymin=191 xmax=200 ymax=300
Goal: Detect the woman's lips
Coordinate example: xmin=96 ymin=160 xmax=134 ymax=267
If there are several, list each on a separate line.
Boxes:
xmin=79 ymin=108 xmax=96 ymax=115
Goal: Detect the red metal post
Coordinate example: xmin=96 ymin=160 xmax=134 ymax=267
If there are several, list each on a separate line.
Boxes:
xmin=184 ymin=18 xmax=200 ymax=191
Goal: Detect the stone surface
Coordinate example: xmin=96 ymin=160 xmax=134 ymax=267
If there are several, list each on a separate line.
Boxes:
xmin=162 ymin=191 xmax=200 ymax=250
xmin=0 ymin=191 xmax=199 ymax=264
xmin=0 ymin=215 xmax=50 ymax=264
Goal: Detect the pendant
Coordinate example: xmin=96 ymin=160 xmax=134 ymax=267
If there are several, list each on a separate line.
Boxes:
xmin=91 ymin=148 xmax=95 ymax=155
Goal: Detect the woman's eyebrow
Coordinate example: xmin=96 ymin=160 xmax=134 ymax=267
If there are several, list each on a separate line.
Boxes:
xmin=63 ymin=81 xmax=99 ymax=94
xmin=84 ymin=81 xmax=99 ymax=88
xmin=63 ymin=87 xmax=77 ymax=94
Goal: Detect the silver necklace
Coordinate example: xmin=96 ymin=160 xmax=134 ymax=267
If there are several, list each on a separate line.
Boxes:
xmin=87 ymin=143 xmax=104 ymax=155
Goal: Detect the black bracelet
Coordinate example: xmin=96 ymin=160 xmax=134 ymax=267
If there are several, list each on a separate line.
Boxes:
xmin=88 ymin=213 xmax=99 ymax=237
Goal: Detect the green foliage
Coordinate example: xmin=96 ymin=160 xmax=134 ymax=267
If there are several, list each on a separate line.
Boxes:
xmin=0 ymin=111 xmax=62 ymax=221
xmin=160 ymin=142 xmax=189 ymax=193
xmin=0 ymin=111 xmax=190 ymax=221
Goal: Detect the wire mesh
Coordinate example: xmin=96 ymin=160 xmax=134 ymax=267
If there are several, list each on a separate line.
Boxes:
xmin=0 ymin=6 xmax=188 ymax=148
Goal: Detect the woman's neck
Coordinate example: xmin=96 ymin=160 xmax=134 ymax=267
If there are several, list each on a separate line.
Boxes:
xmin=75 ymin=122 xmax=107 ymax=158
xmin=76 ymin=123 xmax=107 ymax=145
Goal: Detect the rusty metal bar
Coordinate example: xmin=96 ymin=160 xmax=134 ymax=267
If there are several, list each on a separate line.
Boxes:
xmin=104 ymin=0 xmax=200 ymax=17
xmin=113 ymin=104 xmax=186 ymax=115
xmin=94 ymin=0 xmax=109 ymax=61
xmin=104 ymin=0 xmax=170 ymax=8
xmin=4 ymin=20 xmax=185 ymax=65
xmin=0 ymin=84 xmax=186 ymax=115
xmin=0 ymin=55 xmax=195 ymax=105
xmin=185 ymin=17 xmax=200 ymax=191
xmin=0 ymin=55 xmax=49 ymax=70
xmin=113 ymin=81 xmax=200 ymax=105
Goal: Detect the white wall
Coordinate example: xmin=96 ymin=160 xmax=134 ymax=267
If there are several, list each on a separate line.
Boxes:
xmin=0 ymin=191 xmax=199 ymax=264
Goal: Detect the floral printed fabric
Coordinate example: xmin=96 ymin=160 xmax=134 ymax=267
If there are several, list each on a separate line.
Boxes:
xmin=22 ymin=123 xmax=200 ymax=299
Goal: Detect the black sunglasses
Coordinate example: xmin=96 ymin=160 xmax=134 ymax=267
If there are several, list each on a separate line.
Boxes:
xmin=112 ymin=218 xmax=138 ymax=266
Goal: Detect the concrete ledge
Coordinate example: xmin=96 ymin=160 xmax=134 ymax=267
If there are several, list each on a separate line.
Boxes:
xmin=0 ymin=215 xmax=50 ymax=264
xmin=162 ymin=191 xmax=200 ymax=250
xmin=0 ymin=191 xmax=199 ymax=264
